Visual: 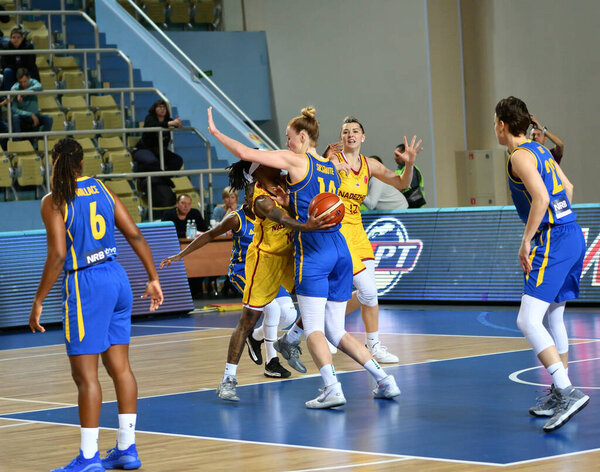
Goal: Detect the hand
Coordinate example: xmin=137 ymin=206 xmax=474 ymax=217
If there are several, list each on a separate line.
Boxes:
xmin=29 ymin=301 xmax=46 ymax=333
xmin=272 ymin=185 xmax=290 ymax=207
xmin=17 ymin=95 xmax=23 ymax=103
xmin=207 ymin=107 xmax=219 ymax=136
xmin=159 ymin=254 xmax=182 ymax=269
xmin=302 ymin=209 xmax=337 ymax=231
xmin=142 ymin=279 xmax=164 ymax=312
xmin=530 ymin=114 xmax=542 ymax=129
xmin=333 ymin=159 xmax=351 ymax=176
xmin=324 ymin=141 xmax=343 ymax=159
xmin=31 ymin=113 xmax=40 ymax=128
xmin=394 ymin=135 xmax=423 ymax=165
xmin=518 ymin=239 xmax=532 ymax=274
xmin=170 ymin=116 xmax=182 ymax=128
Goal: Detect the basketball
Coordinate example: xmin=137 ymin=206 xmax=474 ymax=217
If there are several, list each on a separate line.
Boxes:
xmin=308 ymin=192 xmax=345 ymax=225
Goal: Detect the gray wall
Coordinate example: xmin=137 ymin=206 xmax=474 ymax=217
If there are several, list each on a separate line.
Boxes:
xmin=223 ymin=0 xmax=599 ymax=206
xmin=240 ymin=0 xmax=438 ymax=205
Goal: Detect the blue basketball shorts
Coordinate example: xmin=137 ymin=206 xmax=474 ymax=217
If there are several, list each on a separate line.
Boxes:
xmin=294 ymin=230 xmax=353 ymax=301
xmin=62 ymin=260 xmax=133 ymax=355
xmin=228 ymin=262 xmax=246 ymax=295
xmin=524 ymin=221 xmax=585 ymax=303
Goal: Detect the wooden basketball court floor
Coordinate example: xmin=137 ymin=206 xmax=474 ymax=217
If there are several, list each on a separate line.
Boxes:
xmin=1 ymin=303 xmax=599 ymax=471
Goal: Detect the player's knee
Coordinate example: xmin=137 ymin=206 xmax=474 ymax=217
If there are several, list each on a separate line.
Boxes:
xmin=356 ymin=287 xmax=378 ymax=307
xmin=325 ymin=327 xmax=346 ymax=347
xmin=516 ymin=312 xmax=540 ymax=336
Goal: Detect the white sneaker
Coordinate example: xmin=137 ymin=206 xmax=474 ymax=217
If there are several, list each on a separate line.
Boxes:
xmin=373 ymin=375 xmax=401 ymax=399
xmin=305 ymin=381 xmax=346 ymax=409
xmin=326 ymin=339 xmax=338 ymax=354
xmin=368 ymin=343 xmax=399 ymax=363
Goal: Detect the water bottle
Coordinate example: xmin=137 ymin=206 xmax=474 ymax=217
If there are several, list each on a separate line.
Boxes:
xmin=190 ymin=219 xmax=197 ymax=238
xmin=186 ymin=219 xmax=192 ymax=239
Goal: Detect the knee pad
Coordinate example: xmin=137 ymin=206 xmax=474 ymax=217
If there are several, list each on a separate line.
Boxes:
xmin=324 ymin=300 xmax=347 ymax=347
xmin=298 ymin=295 xmax=326 ymax=338
xmin=517 ymin=295 xmax=554 ymax=355
xmin=276 ymin=296 xmax=298 ymax=330
xmin=354 ymin=261 xmax=378 ymax=307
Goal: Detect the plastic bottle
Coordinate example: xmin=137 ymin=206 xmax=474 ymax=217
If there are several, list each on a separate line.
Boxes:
xmin=190 ymin=219 xmax=197 ymax=238
xmin=186 ymin=219 xmax=192 ymax=239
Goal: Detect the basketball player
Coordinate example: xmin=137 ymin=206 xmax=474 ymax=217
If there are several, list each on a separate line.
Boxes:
xmin=331 ymin=116 xmax=422 ymax=363
xmin=495 ymin=96 xmax=588 ymax=432
xmin=160 ymin=163 xmax=299 ymax=382
xmin=29 ymin=138 xmax=163 ymax=471
xmin=208 ymin=106 xmax=403 ymax=408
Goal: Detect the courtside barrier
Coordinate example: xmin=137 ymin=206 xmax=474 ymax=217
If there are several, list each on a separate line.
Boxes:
xmin=362 ymin=204 xmax=600 ymax=303
xmin=0 ymin=222 xmax=192 ymax=328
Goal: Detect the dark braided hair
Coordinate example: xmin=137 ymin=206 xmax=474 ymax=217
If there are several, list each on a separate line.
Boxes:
xmin=51 ymin=138 xmax=83 ymax=207
xmin=227 ymin=160 xmax=253 ymax=191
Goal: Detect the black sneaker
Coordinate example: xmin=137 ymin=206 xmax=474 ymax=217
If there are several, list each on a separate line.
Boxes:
xmin=245 ymin=329 xmax=263 ymax=365
xmin=264 ymin=357 xmax=291 ymax=378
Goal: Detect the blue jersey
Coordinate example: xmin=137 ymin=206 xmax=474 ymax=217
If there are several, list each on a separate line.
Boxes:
xmin=288 ymin=152 xmax=342 ymax=232
xmin=507 ymin=141 xmax=576 ymax=229
xmin=228 ymin=206 xmax=254 ymax=289
xmin=287 ymin=153 xmax=352 ymax=301
xmin=64 ymin=177 xmax=118 ymax=271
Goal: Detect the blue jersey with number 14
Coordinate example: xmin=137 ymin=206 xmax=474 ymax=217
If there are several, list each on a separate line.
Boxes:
xmin=507 ymin=140 xmax=576 ymax=229
xmin=64 ymin=177 xmax=119 ymax=271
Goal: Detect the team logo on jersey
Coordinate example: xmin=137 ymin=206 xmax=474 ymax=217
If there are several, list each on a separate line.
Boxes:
xmin=365 ymin=217 xmax=423 ymax=295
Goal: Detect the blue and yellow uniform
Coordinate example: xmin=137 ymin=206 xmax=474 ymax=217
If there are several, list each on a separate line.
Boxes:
xmin=243 ymin=184 xmax=295 ymax=309
xmin=63 ymin=177 xmax=132 ymax=355
xmin=287 ymin=153 xmax=353 ymax=300
xmin=333 ymin=152 xmax=374 ymax=275
xmin=508 ymin=141 xmax=585 ymax=303
xmin=227 ymin=206 xmax=255 ymax=294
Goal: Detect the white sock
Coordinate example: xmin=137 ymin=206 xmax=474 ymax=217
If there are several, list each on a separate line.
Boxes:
xmin=223 ymin=363 xmax=237 ymax=381
xmin=264 ymin=324 xmax=278 ymax=362
xmin=366 ymin=332 xmax=379 ymax=349
xmin=286 ymin=324 xmax=304 ymax=344
xmin=547 ymin=361 xmax=571 ymax=390
xmin=117 ymin=413 xmax=136 ymax=450
xmin=80 ymin=427 xmax=99 ymax=459
xmin=363 ymin=358 xmax=386 ymax=382
xmin=319 ymin=364 xmax=337 ymax=387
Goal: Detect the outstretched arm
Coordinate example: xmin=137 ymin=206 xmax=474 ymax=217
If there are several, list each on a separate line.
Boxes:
xmin=160 ymin=212 xmax=240 ymax=268
xmin=207 ymin=107 xmax=300 ymax=171
xmin=369 ymin=135 xmax=423 ymax=190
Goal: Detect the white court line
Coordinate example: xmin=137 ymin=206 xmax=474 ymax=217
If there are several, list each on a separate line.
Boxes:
xmin=0 ymin=333 xmax=232 ymax=362
xmin=283 ymin=457 xmax=411 ymax=471
xmin=131 ymin=323 xmax=211 ymax=330
xmin=0 ymin=420 xmax=34 ymax=429
xmin=0 ymin=417 xmax=507 ymax=467
xmin=509 ymin=355 xmax=600 ymax=389
xmin=0 ymin=397 xmax=75 ymax=407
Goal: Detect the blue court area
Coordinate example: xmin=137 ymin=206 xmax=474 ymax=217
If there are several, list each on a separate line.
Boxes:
xmin=2 ymin=304 xmax=600 ymax=466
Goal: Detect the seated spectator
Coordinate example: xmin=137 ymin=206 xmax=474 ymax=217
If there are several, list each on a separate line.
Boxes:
xmin=212 ymin=186 xmax=238 ymax=222
xmin=1 ymin=29 xmax=40 ymax=91
xmin=394 ymin=143 xmax=426 ymax=208
xmin=10 ymin=67 xmax=52 ymax=136
xmin=530 ymin=113 xmax=564 ymax=164
xmin=363 ymin=155 xmax=409 ymax=210
xmin=161 ymin=193 xmax=208 ymax=239
xmin=0 ymin=6 xmax=10 ymax=48
xmin=133 ymin=100 xmax=183 ymax=172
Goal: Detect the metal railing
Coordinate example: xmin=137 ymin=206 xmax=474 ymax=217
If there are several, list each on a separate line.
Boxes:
xmin=2 ymin=10 xmax=100 ymax=76
xmin=1 ymin=87 xmax=171 ymax=138
xmin=121 ymin=0 xmax=279 ymax=151
xmin=1 ymin=48 xmax=134 ymax=106
xmin=0 ymin=125 xmax=218 ymax=214
xmin=97 ymin=168 xmax=228 ymax=220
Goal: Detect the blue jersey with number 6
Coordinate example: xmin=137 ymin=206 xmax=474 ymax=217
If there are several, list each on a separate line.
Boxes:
xmin=507 ymin=140 xmax=577 ymax=229
xmin=64 ymin=177 xmax=119 ymax=271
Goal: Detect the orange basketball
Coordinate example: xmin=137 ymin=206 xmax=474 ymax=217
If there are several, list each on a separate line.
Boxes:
xmin=308 ymin=192 xmax=345 ymax=225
